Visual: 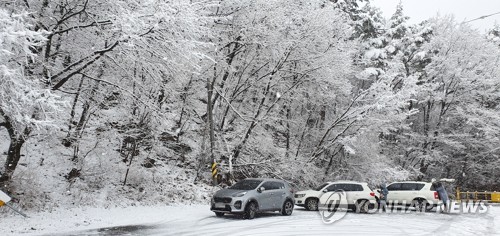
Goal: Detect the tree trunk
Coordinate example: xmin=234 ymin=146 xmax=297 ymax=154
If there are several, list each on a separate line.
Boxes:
xmin=232 ymin=75 xmax=274 ymax=162
xmin=63 ymin=75 xmax=85 ymax=147
xmin=0 ymin=138 xmax=26 ymax=182
xmin=0 ymin=125 xmax=30 ymax=182
xmin=285 ymin=105 xmax=291 ymax=157
xmin=207 ymin=71 xmax=215 ymax=163
xmin=295 ymin=111 xmax=312 ymax=159
xmin=0 ymin=109 xmax=31 ymax=183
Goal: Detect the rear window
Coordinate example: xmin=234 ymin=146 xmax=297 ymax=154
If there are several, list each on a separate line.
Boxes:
xmin=388 ymin=183 xmax=426 ymax=191
xmin=415 ymin=183 xmax=425 ymax=190
xmin=328 ymin=183 xmax=364 ymax=192
xmin=275 ymin=182 xmax=285 ymax=189
xmin=387 ymin=183 xmax=402 ymax=191
xmin=343 ymin=184 xmax=364 ymax=191
xmin=401 ymin=183 xmax=425 ymax=191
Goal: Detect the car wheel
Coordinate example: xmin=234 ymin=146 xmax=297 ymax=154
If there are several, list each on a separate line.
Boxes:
xmin=305 ymin=198 xmax=319 ymax=211
xmin=282 ymin=200 xmax=294 ymax=216
xmin=356 ymin=200 xmax=369 ymax=213
xmin=244 ymin=201 xmax=257 ymax=219
xmin=215 ymin=212 xmax=224 ymax=217
xmin=413 ymin=199 xmax=428 ymax=212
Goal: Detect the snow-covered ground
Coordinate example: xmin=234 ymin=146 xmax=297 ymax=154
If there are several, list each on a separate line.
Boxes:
xmin=1 ymin=204 xmax=499 ymax=235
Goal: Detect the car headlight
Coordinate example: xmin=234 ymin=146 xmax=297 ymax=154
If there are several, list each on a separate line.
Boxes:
xmin=295 ymin=194 xmax=305 ymax=198
xmin=233 ymin=192 xmax=247 ymax=197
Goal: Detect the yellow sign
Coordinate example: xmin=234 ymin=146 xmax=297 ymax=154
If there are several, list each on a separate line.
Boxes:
xmin=211 ymin=161 xmax=218 ymax=178
xmin=0 ymin=190 xmax=11 ymax=204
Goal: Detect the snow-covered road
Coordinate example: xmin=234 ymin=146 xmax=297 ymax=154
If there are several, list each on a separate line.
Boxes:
xmin=1 ymin=204 xmax=499 ymax=235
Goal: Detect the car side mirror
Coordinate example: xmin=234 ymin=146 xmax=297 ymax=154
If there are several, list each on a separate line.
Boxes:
xmin=322 ymin=189 xmax=328 ymax=193
xmin=258 ymin=186 xmax=265 ymax=193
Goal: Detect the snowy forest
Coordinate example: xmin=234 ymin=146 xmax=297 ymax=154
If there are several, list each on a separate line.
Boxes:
xmin=1 ymin=0 xmax=500 ymax=210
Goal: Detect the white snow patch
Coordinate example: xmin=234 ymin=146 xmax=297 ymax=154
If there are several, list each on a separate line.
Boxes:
xmin=0 ymin=204 xmax=498 ymax=235
xmin=415 ymin=51 xmax=427 ymax=60
xmin=364 ymin=48 xmax=386 ymax=60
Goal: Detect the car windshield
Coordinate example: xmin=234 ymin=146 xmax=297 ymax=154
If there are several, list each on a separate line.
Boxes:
xmin=315 ymin=183 xmax=329 ymax=191
xmin=229 ymin=179 xmax=262 ymax=190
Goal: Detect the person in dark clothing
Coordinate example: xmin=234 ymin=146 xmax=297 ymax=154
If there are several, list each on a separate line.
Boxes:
xmin=378 ymin=183 xmax=389 ymax=212
xmin=432 ymin=179 xmax=450 ymax=213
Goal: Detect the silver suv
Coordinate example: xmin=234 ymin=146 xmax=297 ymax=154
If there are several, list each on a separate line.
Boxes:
xmin=210 ymin=178 xmax=295 ymax=219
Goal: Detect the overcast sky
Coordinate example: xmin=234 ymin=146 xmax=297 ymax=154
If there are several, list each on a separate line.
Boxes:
xmin=370 ymin=0 xmax=500 ymax=32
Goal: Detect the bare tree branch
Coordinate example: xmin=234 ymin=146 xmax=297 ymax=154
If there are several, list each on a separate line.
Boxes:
xmin=213 ymin=87 xmax=254 ymax=122
xmin=53 ymin=20 xmax=112 ymax=35
xmin=55 ymin=0 xmax=89 ymax=27
xmin=51 ymin=41 xmax=120 ymax=90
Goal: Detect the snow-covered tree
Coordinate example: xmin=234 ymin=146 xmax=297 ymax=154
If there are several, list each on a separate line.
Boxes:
xmin=0 ymin=9 xmax=64 ymax=182
xmin=486 ymin=24 xmax=500 ymax=46
xmin=378 ymin=16 xmax=500 ymax=185
xmin=417 ymin=17 xmax=500 ymax=186
xmin=1 ymin=0 xmax=211 ymax=185
xmin=196 ymin=0 xmax=357 ymax=182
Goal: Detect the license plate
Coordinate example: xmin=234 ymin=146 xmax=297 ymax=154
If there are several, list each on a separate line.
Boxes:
xmin=215 ymin=203 xmax=225 ymax=208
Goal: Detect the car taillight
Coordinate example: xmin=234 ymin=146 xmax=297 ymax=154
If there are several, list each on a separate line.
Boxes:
xmin=370 ymin=192 xmax=375 ymax=197
xmin=434 ymin=191 xmax=439 ymax=199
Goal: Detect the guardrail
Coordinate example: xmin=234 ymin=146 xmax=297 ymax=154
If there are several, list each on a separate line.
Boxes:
xmin=456 ymin=188 xmax=500 ymax=203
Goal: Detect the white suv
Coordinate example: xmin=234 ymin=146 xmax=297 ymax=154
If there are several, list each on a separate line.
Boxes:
xmin=383 ymin=181 xmax=440 ymax=211
xmin=294 ymin=181 xmax=377 ymax=213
